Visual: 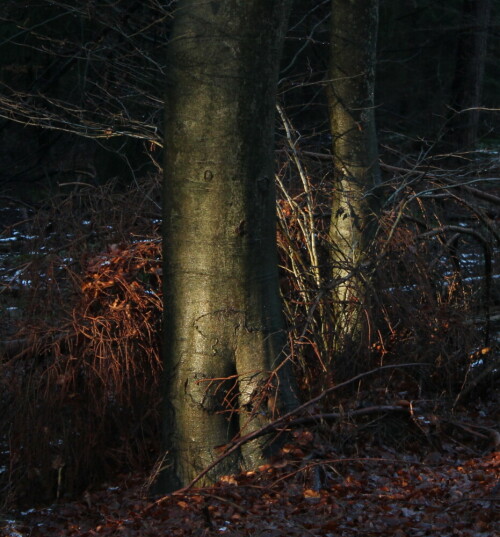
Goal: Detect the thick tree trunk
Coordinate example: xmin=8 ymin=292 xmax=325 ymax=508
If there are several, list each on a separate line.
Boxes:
xmin=448 ymin=0 xmax=492 ymax=149
xmin=160 ymin=0 xmax=295 ymax=491
xmin=327 ymin=0 xmax=381 ymax=357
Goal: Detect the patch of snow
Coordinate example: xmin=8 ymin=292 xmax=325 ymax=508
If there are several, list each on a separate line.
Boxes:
xmin=19 ymin=509 xmax=36 ymax=516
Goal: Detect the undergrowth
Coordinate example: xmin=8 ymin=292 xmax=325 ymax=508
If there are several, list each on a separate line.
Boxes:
xmin=0 ymin=142 xmax=498 ymax=507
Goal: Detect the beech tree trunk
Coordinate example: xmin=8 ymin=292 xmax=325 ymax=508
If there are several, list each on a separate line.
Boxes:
xmin=327 ymin=0 xmax=381 ymax=357
xmin=160 ymin=0 xmax=295 ymax=492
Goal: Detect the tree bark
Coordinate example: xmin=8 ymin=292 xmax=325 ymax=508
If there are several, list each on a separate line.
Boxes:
xmin=327 ymin=0 xmax=381 ymax=358
xmin=160 ymin=0 xmax=295 ymax=492
xmin=448 ymin=0 xmax=492 ymax=149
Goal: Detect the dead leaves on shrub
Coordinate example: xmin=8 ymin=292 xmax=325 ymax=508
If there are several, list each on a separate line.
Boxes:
xmin=3 ymin=240 xmax=163 ymax=505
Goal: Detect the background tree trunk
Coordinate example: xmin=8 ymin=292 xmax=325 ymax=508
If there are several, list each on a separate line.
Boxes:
xmin=448 ymin=0 xmax=493 ymax=149
xmin=327 ymin=0 xmax=381 ymax=359
xmin=160 ymin=0 xmax=295 ymax=492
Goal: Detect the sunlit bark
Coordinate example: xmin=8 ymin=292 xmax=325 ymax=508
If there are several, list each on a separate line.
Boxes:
xmin=160 ymin=0 xmax=295 ymax=491
xmin=327 ymin=0 xmax=381 ymax=357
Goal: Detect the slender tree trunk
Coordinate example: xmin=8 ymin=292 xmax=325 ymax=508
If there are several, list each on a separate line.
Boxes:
xmin=160 ymin=0 xmax=295 ymax=492
xmin=448 ymin=0 xmax=492 ymax=148
xmin=327 ymin=0 xmax=381 ymax=358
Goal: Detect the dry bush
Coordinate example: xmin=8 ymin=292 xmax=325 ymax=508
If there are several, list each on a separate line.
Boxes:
xmin=1 ymin=176 xmax=163 ymax=506
xmin=275 ymin=119 xmax=499 ymax=401
xmin=370 ymin=156 xmax=499 ymax=396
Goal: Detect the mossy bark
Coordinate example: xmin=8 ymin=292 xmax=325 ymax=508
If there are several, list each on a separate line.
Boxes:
xmin=160 ymin=0 xmax=295 ymax=491
xmin=327 ymin=0 xmax=381 ymax=357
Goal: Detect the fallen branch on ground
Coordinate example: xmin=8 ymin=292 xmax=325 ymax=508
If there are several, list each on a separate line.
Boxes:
xmin=145 ymin=362 xmax=430 ymax=508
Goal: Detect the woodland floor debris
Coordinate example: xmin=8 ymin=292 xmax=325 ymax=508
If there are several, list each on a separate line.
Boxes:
xmin=4 ymin=452 xmax=498 ymax=536
xmin=3 ymin=402 xmax=499 ymax=537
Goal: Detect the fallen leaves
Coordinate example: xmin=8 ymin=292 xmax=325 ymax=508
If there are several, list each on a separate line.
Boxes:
xmin=5 ymin=449 xmax=497 ymax=537
xmin=4 ymin=390 xmax=499 ymax=536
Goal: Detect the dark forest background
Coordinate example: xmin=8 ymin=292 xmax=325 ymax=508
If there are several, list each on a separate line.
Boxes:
xmin=1 ymin=1 xmax=499 ymax=193
xmin=0 ymin=0 xmax=498 ymax=508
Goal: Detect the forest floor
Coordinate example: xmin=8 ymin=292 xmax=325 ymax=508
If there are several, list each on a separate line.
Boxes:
xmin=3 ymin=398 xmax=499 ymax=537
